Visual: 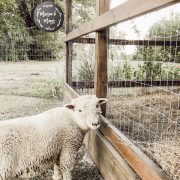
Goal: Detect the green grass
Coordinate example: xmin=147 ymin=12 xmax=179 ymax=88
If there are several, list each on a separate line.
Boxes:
xmin=0 ymin=79 xmax=64 ymax=100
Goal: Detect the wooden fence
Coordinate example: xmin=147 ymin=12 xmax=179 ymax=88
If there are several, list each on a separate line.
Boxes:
xmin=71 ymin=80 xmax=180 ymax=89
xmin=64 ymin=0 xmax=179 ymax=179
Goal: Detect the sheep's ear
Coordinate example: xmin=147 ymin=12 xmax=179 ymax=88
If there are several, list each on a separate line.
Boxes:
xmin=98 ymin=98 xmax=107 ymax=105
xmin=64 ymin=104 xmax=75 ymax=110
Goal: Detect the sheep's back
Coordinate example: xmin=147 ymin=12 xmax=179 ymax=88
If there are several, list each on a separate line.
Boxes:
xmin=0 ymin=107 xmax=85 ymax=178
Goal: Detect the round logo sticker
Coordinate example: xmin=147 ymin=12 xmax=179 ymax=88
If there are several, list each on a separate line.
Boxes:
xmin=33 ymin=1 xmax=64 ymax=32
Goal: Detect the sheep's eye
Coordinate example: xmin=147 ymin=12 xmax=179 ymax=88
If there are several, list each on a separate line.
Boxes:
xmin=96 ymin=105 xmax=99 ymax=108
xmin=79 ymin=110 xmax=82 ymax=112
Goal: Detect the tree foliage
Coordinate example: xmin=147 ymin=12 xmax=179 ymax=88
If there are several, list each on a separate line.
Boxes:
xmin=133 ymin=13 xmax=180 ymax=63
xmin=0 ymin=0 xmax=95 ymax=61
xmin=132 ymin=13 xmax=180 ymax=80
xmin=0 ymin=0 xmax=33 ymax=61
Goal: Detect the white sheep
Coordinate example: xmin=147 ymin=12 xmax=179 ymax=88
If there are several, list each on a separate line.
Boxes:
xmin=0 ymin=95 xmax=107 ymax=180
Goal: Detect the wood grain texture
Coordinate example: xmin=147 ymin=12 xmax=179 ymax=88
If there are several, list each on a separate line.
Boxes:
xmin=65 ymin=0 xmax=179 ymax=42
xmin=64 ymin=83 xmax=79 ymax=99
xmin=71 ymin=80 xmax=180 ymax=89
xmin=73 ymin=38 xmax=180 ymax=47
xmin=84 ymin=130 xmax=138 ymax=180
xmin=99 ymin=116 xmax=170 ymax=180
xmin=65 ymin=0 xmax=72 ymax=84
xmin=65 ymin=0 xmax=72 ymax=34
xmin=95 ymin=0 xmax=109 ymax=116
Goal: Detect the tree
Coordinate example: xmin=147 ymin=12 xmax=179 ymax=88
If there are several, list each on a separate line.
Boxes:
xmin=133 ymin=13 xmax=180 ymax=80
xmin=0 ymin=0 xmax=95 ymax=61
xmin=0 ymin=0 xmax=33 ymax=61
xmin=149 ymin=13 xmax=180 ymax=62
xmin=134 ymin=13 xmax=180 ymax=63
xmin=17 ymin=0 xmax=96 ymax=61
xmin=17 ymin=0 xmax=65 ymax=60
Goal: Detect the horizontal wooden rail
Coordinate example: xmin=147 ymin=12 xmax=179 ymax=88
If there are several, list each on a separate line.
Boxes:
xmin=73 ymin=38 xmax=180 ymax=46
xmin=63 ymin=83 xmax=170 ymax=180
xmin=99 ymin=116 xmax=169 ymax=180
xmin=65 ymin=0 xmax=179 ymax=42
xmin=84 ymin=128 xmax=138 ymax=180
xmin=71 ymin=80 xmax=180 ymax=89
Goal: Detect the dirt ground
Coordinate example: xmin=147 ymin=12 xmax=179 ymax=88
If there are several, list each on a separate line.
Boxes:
xmin=0 ymin=61 xmax=103 ymax=180
xmin=107 ymin=90 xmax=180 ymax=180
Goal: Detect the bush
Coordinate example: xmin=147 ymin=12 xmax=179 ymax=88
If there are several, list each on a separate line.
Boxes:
xmin=109 ymin=63 xmax=123 ymax=81
xmin=77 ymin=58 xmax=95 ymax=81
xmin=0 ymin=8 xmax=33 ymax=61
xmin=134 ymin=62 xmax=179 ymax=80
xmin=109 ymin=61 xmax=133 ymax=80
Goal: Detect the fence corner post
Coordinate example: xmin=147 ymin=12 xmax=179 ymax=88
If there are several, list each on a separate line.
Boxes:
xmin=95 ymin=0 xmax=110 ymax=116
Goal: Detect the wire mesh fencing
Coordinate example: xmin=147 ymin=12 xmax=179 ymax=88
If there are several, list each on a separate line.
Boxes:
xmin=70 ymin=33 xmax=95 ymax=95
xmin=0 ymin=0 xmax=64 ymax=62
xmin=106 ymin=3 xmax=180 ymax=180
xmin=69 ymin=2 xmax=180 ymax=179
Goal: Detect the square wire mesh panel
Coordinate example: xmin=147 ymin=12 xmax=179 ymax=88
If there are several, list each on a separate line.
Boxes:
xmin=106 ymin=3 xmax=180 ymax=180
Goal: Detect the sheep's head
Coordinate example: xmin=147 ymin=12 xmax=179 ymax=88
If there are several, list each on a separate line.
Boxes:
xmin=64 ymin=95 xmax=107 ymax=130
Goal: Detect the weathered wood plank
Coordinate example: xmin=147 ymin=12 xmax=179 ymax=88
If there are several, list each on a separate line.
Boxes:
xmin=71 ymin=80 xmax=180 ymax=89
xmin=65 ymin=0 xmax=178 ymax=42
xmin=99 ymin=116 xmax=170 ymax=180
xmin=65 ymin=0 xmax=72 ymax=84
xmin=65 ymin=83 xmax=79 ymax=98
xmin=95 ymin=0 xmax=109 ymax=116
xmin=84 ymin=130 xmax=138 ymax=180
xmin=73 ymin=38 xmax=180 ymax=46
xmin=63 ymin=83 xmax=79 ymax=104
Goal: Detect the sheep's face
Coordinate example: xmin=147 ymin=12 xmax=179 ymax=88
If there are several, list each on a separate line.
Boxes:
xmin=65 ymin=95 xmax=107 ymax=130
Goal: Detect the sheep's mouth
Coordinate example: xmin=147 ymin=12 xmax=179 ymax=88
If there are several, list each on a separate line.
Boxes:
xmin=91 ymin=123 xmax=100 ymax=129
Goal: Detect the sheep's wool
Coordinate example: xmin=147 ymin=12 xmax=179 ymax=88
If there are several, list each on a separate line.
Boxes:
xmin=0 ymin=95 xmax=106 ymax=179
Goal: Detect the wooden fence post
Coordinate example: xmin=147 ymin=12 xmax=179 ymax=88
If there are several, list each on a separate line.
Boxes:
xmin=95 ymin=0 xmax=109 ymax=116
xmin=65 ymin=0 xmax=72 ymax=85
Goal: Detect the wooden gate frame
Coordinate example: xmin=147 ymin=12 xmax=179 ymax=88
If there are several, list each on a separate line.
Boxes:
xmin=64 ymin=0 xmax=179 ymax=179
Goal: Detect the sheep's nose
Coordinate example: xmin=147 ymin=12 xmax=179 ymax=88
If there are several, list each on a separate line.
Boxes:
xmin=92 ymin=122 xmax=100 ymax=126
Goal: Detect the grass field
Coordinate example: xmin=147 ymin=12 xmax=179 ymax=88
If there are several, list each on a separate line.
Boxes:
xmin=0 ymin=61 xmax=64 ymax=120
xmin=0 ymin=61 xmax=102 ymax=180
